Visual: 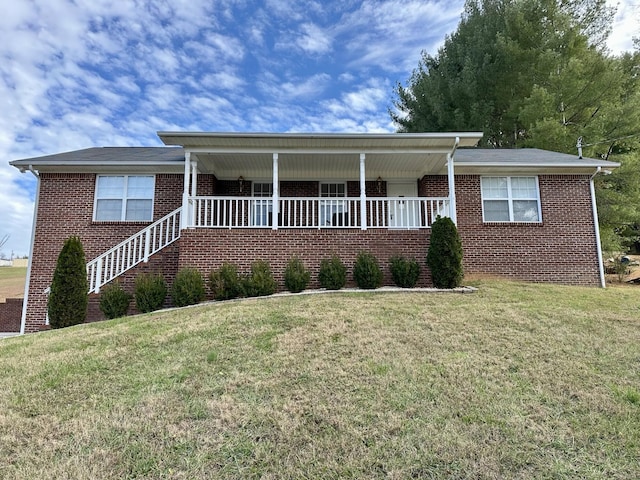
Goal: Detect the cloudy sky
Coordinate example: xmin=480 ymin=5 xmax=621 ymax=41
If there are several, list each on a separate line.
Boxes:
xmin=1 ymin=0 xmax=637 ymax=258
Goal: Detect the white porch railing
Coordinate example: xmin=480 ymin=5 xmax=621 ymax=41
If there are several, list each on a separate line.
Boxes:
xmin=87 ymin=208 xmax=181 ymax=293
xmin=188 ymin=196 xmax=450 ymax=229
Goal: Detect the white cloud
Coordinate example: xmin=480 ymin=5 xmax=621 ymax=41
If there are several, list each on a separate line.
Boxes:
xmin=296 ymin=23 xmax=333 ymax=55
xmin=607 ymin=0 xmax=639 ymax=54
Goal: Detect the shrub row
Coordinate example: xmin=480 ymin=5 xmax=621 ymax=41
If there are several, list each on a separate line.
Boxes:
xmin=99 ymin=217 xmax=463 ymax=318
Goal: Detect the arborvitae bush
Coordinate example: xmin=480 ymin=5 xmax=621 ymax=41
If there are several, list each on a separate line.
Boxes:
xmin=284 ymin=256 xmax=311 ymax=293
xmin=209 ymin=263 xmax=244 ymax=300
xmin=389 ymin=255 xmax=421 ymax=288
xmin=171 ymin=267 xmax=205 ymax=307
xmin=243 ymin=260 xmax=277 ymax=297
xmin=318 ymin=255 xmax=347 ymax=290
xmin=99 ymin=281 xmax=131 ymax=319
xmin=426 ymin=216 xmax=464 ymax=288
xmin=134 ymin=273 xmax=167 ymax=313
xmin=353 ymin=251 xmax=383 ymax=289
xmin=48 ymin=236 xmax=88 ymax=329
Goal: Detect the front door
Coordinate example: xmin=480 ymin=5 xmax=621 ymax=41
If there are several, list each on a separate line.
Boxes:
xmin=387 ymin=182 xmax=418 ymax=228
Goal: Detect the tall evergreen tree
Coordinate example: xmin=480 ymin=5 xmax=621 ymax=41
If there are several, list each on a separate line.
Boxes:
xmin=48 ymin=236 xmax=88 ymax=329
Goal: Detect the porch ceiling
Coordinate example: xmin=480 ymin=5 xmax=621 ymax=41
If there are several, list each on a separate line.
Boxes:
xmin=158 ymin=131 xmax=483 ymax=180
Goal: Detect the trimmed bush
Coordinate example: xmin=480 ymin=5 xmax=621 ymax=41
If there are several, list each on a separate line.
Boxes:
xmin=318 ymin=255 xmax=347 ymax=290
xmin=209 ymin=263 xmax=244 ymax=300
xmin=48 ymin=236 xmax=88 ymax=329
xmin=243 ymin=260 xmax=277 ymax=297
xmin=353 ymin=251 xmax=383 ymax=289
xmin=171 ymin=267 xmax=205 ymax=307
xmin=284 ymin=256 xmax=311 ymax=293
xmin=134 ymin=273 xmax=167 ymax=313
xmin=389 ymin=255 xmax=421 ymax=288
xmin=427 ymin=216 xmax=464 ymax=288
xmin=99 ymin=281 xmax=131 ymax=319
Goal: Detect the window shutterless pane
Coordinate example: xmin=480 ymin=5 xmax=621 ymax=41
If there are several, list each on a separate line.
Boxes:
xmin=483 ymin=200 xmax=510 ymax=221
xmin=96 ymin=199 xmax=123 ymax=221
xmin=513 ymin=200 xmax=540 ymax=222
xmin=511 ymin=177 xmax=537 ymax=198
xmin=127 ymin=176 xmax=154 ymax=198
xmin=481 ymin=177 xmax=508 ymax=198
xmin=125 ymin=199 xmax=153 ymax=221
xmin=97 ymin=176 xmax=125 ymax=198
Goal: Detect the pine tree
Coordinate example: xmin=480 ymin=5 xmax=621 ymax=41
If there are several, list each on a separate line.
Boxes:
xmin=48 ymin=236 xmax=88 ymax=328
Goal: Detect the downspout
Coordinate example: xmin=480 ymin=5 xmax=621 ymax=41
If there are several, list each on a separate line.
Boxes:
xmin=447 ymin=136 xmax=460 ymax=225
xmin=20 ymin=165 xmax=41 ymax=334
xmin=590 ymin=167 xmax=606 ymax=288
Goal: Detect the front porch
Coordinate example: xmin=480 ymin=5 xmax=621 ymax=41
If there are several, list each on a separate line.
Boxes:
xmin=186 ymin=195 xmax=450 ymax=229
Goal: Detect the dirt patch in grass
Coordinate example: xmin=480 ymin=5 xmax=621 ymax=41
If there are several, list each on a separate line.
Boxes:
xmin=1 ymin=280 xmax=639 ymax=479
xmin=0 ymin=267 xmax=27 ymax=301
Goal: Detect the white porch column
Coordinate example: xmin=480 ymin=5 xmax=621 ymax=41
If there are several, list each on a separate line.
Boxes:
xmin=359 ymin=153 xmax=367 ymax=230
xmin=190 ymin=159 xmax=198 ymax=197
xmin=181 ymin=151 xmax=191 ymax=229
xmin=447 ymin=152 xmax=457 ymax=225
xmin=272 ymin=153 xmax=279 ymax=230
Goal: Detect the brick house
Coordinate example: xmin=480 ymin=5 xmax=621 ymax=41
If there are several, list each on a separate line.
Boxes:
xmin=10 ymin=132 xmax=618 ymax=334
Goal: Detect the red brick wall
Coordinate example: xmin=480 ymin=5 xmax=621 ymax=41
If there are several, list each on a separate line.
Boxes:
xmin=454 ymin=174 xmax=599 ymax=285
xmin=23 ymin=173 xmax=184 ymax=333
xmin=178 ymin=229 xmax=432 ymax=292
xmin=0 ymin=298 xmax=23 ymax=332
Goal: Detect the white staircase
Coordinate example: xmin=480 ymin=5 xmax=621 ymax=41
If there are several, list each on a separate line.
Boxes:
xmin=87 ymin=208 xmax=182 ymax=293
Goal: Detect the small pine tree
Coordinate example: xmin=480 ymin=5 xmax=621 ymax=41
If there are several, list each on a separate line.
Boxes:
xmin=284 ymin=256 xmax=311 ymax=293
xmin=99 ymin=281 xmax=132 ymax=319
xmin=243 ymin=260 xmax=277 ymax=297
xmin=389 ymin=255 xmax=421 ymax=288
xmin=353 ymin=251 xmax=383 ymax=289
xmin=426 ymin=216 xmax=464 ymax=288
xmin=134 ymin=273 xmax=167 ymax=313
xmin=318 ymin=255 xmax=347 ymax=290
xmin=171 ymin=267 xmax=205 ymax=307
xmin=48 ymin=236 xmax=88 ymax=328
xmin=209 ymin=263 xmax=244 ymax=300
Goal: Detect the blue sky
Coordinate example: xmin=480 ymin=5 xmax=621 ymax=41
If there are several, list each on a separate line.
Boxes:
xmin=1 ymin=0 xmax=637 ymax=258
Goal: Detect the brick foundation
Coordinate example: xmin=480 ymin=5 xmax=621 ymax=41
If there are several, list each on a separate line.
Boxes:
xmin=0 ymin=298 xmax=23 ymax=332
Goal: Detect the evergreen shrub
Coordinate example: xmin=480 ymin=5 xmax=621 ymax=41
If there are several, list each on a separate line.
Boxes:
xmin=426 ymin=216 xmax=464 ymax=288
xmin=318 ymin=255 xmax=347 ymax=290
xmin=353 ymin=251 xmax=383 ymax=289
xmin=389 ymin=255 xmax=421 ymax=288
xmin=171 ymin=267 xmax=206 ymax=307
xmin=243 ymin=260 xmax=277 ymax=297
xmin=48 ymin=236 xmax=88 ymax=329
xmin=284 ymin=256 xmax=311 ymax=293
xmin=209 ymin=263 xmax=244 ymax=300
xmin=134 ymin=273 xmax=167 ymax=313
xmin=99 ymin=281 xmax=131 ymax=319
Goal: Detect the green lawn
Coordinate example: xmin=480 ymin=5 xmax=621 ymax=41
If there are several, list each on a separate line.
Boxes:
xmin=0 ymin=266 xmax=27 ymax=300
xmin=1 ymin=280 xmax=639 ymax=479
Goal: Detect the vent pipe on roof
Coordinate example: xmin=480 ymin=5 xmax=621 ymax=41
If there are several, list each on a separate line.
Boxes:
xmin=577 ymin=137 xmax=583 ymax=159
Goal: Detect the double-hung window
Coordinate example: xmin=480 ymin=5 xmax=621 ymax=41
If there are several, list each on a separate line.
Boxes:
xmin=481 ymin=176 xmax=541 ymax=222
xmin=320 ymin=182 xmax=346 ymax=226
xmin=252 ymin=182 xmax=273 ymax=226
xmin=94 ymin=175 xmax=155 ymax=221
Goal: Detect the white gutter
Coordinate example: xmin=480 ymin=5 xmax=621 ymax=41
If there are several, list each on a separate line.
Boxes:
xmin=590 ymin=167 xmax=606 ymax=288
xmin=20 ymin=166 xmax=40 ymax=334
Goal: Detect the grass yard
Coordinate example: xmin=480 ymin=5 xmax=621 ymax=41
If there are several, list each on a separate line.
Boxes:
xmin=0 ymin=266 xmax=27 ymax=301
xmin=1 ymin=280 xmax=639 ymax=479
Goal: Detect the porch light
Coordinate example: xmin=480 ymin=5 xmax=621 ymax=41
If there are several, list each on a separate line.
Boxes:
xmin=377 ymin=176 xmax=383 ymax=193
xmin=238 ymin=176 xmax=244 ymax=192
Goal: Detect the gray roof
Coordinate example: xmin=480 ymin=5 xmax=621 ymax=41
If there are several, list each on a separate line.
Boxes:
xmin=10 ymin=147 xmax=185 ymax=173
xmin=9 ymin=144 xmax=619 ymax=175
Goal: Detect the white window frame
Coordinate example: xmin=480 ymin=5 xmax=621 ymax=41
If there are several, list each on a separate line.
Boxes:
xmin=480 ymin=176 xmax=542 ymax=223
xmin=252 ymin=182 xmax=273 ymax=227
xmin=319 ymin=182 xmax=347 ymax=226
xmin=93 ymin=175 xmax=155 ymax=222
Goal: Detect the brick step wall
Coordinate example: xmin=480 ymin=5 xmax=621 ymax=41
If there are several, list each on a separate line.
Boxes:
xmin=0 ymin=298 xmax=23 ymax=332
